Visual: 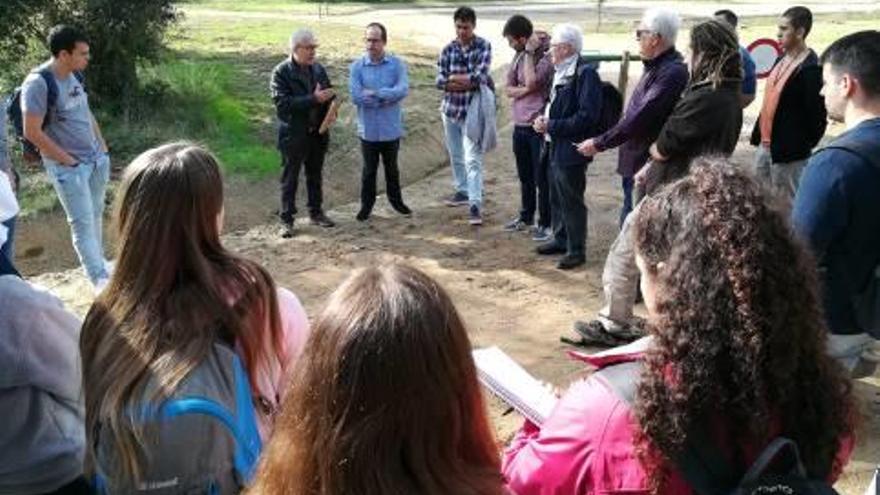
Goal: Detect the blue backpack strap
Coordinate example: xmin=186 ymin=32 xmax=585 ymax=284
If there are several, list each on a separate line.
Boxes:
xmin=821 ymin=135 xmax=880 ymax=170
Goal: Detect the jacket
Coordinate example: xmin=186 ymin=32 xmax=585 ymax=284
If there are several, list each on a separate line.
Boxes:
xmin=502 ymin=341 xmax=854 ymax=494
xmin=750 ymin=50 xmax=827 ymax=163
xmin=465 ymin=84 xmax=497 ymax=153
xmin=547 ymin=58 xmax=603 ymax=168
xmin=647 ymin=79 xmax=742 ymax=195
xmin=271 ymin=58 xmax=333 ymax=150
xmin=593 ymin=48 xmax=688 ymax=177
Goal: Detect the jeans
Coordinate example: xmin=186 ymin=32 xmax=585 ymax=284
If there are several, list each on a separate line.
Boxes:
xmin=442 ymin=114 xmax=483 ymax=208
xmin=753 ymin=145 xmax=807 ymax=202
xmin=512 ymin=126 xmax=550 ymax=227
xmin=280 ymin=133 xmax=327 ymax=222
xmin=549 ymin=162 xmax=587 ymax=258
xmin=620 ymin=176 xmax=634 ymax=228
xmin=359 ymin=139 xmax=405 ymax=214
xmin=1 ymin=215 xmax=15 ymax=263
xmin=44 ymin=154 xmax=110 ymax=284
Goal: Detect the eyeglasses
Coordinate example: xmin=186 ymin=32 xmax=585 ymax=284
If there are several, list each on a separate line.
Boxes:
xmin=635 ymin=29 xmax=653 ymax=40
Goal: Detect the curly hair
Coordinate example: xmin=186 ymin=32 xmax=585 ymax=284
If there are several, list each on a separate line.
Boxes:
xmin=631 ymin=158 xmax=854 ymax=492
xmin=689 ymin=19 xmax=742 ymax=89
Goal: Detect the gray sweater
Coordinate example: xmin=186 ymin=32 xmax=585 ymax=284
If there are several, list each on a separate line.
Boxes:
xmin=0 ymin=275 xmax=85 ymax=494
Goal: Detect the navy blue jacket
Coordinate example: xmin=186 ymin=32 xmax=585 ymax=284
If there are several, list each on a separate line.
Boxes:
xmin=792 ymin=118 xmax=880 ymax=334
xmin=546 ymin=58 xmax=603 ymax=168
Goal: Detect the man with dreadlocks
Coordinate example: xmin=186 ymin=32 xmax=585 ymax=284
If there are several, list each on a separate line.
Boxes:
xmin=751 ymin=6 xmax=827 ymax=201
xmin=571 ymin=19 xmax=743 ymax=346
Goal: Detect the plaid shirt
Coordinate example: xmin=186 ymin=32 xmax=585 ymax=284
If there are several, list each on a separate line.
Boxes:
xmin=436 ymin=36 xmax=492 ymax=121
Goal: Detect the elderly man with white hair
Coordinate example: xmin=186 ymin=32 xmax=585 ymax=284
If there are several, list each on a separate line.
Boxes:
xmin=271 ymin=28 xmax=337 ymax=237
xmin=532 ymin=23 xmax=603 ymax=270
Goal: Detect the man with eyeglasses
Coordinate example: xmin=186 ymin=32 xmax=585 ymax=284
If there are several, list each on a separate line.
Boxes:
xmin=349 ymin=22 xmax=412 ymax=222
xmin=272 ymin=28 xmax=337 ymax=237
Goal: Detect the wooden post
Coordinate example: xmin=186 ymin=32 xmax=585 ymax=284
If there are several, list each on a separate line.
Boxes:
xmin=618 ymin=50 xmax=631 ymax=103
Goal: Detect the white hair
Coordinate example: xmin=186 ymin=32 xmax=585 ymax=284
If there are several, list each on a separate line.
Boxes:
xmin=550 ymin=23 xmax=583 ymax=54
xmin=289 ymin=28 xmax=316 ymax=49
xmin=641 ymin=8 xmax=680 ymax=46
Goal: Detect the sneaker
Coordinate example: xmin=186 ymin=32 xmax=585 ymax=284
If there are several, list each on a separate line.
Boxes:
xmin=443 ymin=192 xmax=469 ymax=207
xmin=280 ymin=221 xmax=295 ymax=238
xmin=391 ymin=202 xmax=412 ymax=217
xmin=468 ymin=205 xmax=483 ymax=225
xmin=356 ymin=209 xmax=370 ymax=222
xmin=572 ymin=320 xmax=630 ymax=347
xmin=531 ymin=225 xmax=552 ymax=242
xmin=503 ymin=217 xmax=529 ymax=232
xmin=535 ymin=242 xmax=566 ymax=255
xmin=557 ymin=254 xmax=585 ymax=270
xmin=309 ymin=212 xmax=336 ymax=228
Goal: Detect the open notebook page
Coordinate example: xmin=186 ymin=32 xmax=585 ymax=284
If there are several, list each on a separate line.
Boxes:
xmin=472 ymin=346 xmax=558 ymax=426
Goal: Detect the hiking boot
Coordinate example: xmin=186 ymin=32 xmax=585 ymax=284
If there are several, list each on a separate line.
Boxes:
xmin=443 ymin=191 xmax=469 ymax=207
xmin=535 ymin=242 xmax=566 ymax=255
xmin=503 ymin=217 xmax=529 ymax=232
xmin=557 ymin=254 xmax=585 ymax=270
xmin=280 ymin=220 xmax=295 ymax=238
xmin=310 ymin=212 xmax=336 ymax=228
xmin=391 ymin=202 xmax=412 ymax=217
xmin=531 ymin=225 xmax=553 ymax=242
xmin=468 ymin=205 xmax=483 ymax=225
xmin=572 ymin=320 xmax=630 ymax=347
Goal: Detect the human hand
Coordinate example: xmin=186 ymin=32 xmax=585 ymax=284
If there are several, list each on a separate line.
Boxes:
xmin=635 ymin=161 xmax=653 ymax=188
xmin=576 ymin=138 xmax=597 ymax=157
xmin=525 ymin=34 xmax=541 ymax=54
xmin=532 ymin=116 xmax=548 ymax=134
xmin=314 ymin=83 xmax=335 ymax=103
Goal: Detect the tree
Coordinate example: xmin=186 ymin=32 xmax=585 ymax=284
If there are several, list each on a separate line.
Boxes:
xmin=0 ymin=0 xmax=179 ymax=109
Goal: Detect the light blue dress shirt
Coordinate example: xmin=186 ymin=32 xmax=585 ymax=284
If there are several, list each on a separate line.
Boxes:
xmin=349 ymin=53 xmax=409 ymax=142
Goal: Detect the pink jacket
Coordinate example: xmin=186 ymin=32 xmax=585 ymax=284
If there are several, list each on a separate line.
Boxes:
xmin=502 ymin=349 xmax=853 ymax=495
xmin=246 ymin=287 xmax=310 ymax=440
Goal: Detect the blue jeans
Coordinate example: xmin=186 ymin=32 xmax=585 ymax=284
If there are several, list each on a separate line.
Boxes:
xmin=620 ymin=176 xmax=634 ymax=228
xmin=442 ymin=114 xmax=483 ymax=208
xmin=44 ymin=154 xmax=110 ymax=284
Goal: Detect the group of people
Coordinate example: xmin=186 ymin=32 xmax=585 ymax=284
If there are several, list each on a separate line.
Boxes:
xmin=1 ymin=5 xmax=880 ymax=495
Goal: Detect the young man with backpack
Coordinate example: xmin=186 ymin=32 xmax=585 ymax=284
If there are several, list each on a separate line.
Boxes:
xmin=576 ymin=7 xmax=688 ymax=227
xmin=19 ymin=25 xmax=111 ymax=291
xmin=793 ymin=30 xmax=880 ymax=378
xmin=532 ymin=24 xmax=603 ymax=270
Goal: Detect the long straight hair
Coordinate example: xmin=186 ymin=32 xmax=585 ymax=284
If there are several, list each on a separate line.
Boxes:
xmin=250 ymin=264 xmax=504 ymax=495
xmin=80 ymin=142 xmax=284 ymax=483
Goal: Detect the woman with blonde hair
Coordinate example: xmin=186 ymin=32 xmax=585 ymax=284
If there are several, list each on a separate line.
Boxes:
xmin=251 ymin=264 xmax=505 ymax=495
xmin=81 ymin=142 xmax=309 ymax=493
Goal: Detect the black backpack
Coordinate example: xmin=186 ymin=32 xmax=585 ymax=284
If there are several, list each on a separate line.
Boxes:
xmin=573 ymin=59 xmax=623 ymax=135
xmin=5 ymin=68 xmax=85 ymax=163
xmin=596 ymin=361 xmax=841 ymax=495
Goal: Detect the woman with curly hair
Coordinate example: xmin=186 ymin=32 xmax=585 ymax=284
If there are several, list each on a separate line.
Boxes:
xmin=503 ymin=159 xmax=855 ymax=494
xmin=250 ymin=264 xmax=506 ymax=495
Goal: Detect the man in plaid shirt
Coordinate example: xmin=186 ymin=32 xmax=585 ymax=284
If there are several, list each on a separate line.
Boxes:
xmin=436 ymin=6 xmax=493 ymax=225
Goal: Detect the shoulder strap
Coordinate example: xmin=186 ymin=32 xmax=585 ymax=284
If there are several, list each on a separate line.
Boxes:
xmin=37 ymin=68 xmax=60 ymax=110
xmin=823 ymin=134 xmax=880 ymax=170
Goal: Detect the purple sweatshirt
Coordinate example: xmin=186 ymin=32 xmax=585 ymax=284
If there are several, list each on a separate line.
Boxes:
xmin=593 ymin=48 xmax=688 ymax=177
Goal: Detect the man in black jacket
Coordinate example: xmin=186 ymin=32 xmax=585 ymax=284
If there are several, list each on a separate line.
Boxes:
xmin=751 ymin=6 xmax=826 ymax=201
xmin=271 ymin=28 xmax=337 ymax=237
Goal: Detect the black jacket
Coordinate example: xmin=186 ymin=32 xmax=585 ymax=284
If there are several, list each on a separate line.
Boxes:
xmin=750 ymin=50 xmax=827 ymax=163
xmin=271 ymin=58 xmax=334 ymax=150
xmin=546 ymin=58 xmax=603 ymax=168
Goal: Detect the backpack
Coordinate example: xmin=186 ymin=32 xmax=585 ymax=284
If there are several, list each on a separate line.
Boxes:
xmin=596 ymin=361 xmax=841 ymax=495
xmin=819 ymin=136 xmax=880 ymax=339
xmin=5 ymin=68 xmax=85 ymax=163
xmin=94 ymin=344 xmax=262 ymax=494
xmin=573 ymin=59 xmax=624 ymax=135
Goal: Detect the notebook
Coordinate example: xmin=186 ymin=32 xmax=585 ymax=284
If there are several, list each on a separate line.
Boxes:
xmin=472 ymin=346 xmax=558 ymax=426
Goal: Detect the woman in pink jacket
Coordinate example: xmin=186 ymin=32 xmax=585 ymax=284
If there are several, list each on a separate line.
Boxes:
xmin=503 ymin=159 xmax=855 ymax=494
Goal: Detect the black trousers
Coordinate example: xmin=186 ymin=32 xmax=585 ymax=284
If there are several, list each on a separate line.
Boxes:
xmin=512 ymin=126 xmax=551 ymax=227
xmin=359 ymin=139 xmax=404 ymax=213
xmin=279 ymin=133 xmax=327 ymax=223
xmin=550 ymin=162 xmax=587 ymax=257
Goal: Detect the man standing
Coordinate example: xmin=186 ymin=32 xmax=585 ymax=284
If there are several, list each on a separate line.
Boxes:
xmin=576 ymin=8 xmax=688 ymax=226
xmin=272 ymin=28 xmax=337 ymax=237
xmin=21 ymin=25 xmax=111 ymax=291
xmin=350 ymin=23 xmax=412 ymax=222
xmin=502 ymin=15 xmax=553 ymax=239
xmin=436 ymin=6 xmax=493 ymax=225
xmin=533 ymin=24 xmax=603 ymax=270
xmin=714 ymin=9 xmax=758 ymax=108
xmin=751 ymin=6 xmax=826 ymax=200
xmin=793 ymin=30 xmax=880 ymax=377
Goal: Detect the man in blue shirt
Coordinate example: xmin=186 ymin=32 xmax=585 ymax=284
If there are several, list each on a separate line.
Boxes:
xmin=350 ymin=22 xmax=411 ymax=221
xmin=793 ymin=30 xmax=880 ymax=376
xmin=714 ymin=9 xmax=757 ymax=108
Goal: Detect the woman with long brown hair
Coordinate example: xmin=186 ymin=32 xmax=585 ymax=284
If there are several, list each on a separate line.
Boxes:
xmin=250 ymin=264 xmax=505 ymax=495
xmin=81 ymin=142 xmax=310 ymax=492
xmin=503 ymin=159 xmax=855 ymax=494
